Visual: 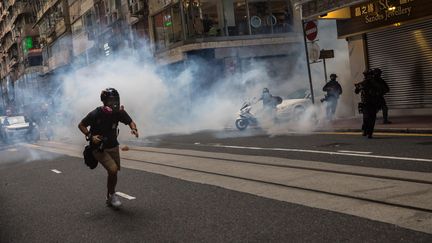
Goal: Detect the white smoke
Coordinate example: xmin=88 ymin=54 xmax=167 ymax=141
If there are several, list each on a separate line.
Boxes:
xmin=7 ymin=19 xmax=354 ymax=149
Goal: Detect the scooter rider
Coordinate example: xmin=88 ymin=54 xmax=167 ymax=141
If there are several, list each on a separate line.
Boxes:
xmin=78 ymin=88 xmax=139 ymax=208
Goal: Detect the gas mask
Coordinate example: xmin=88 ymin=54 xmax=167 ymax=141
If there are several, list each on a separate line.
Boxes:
xmin=102 ymin=96 xmax=120 ymax=114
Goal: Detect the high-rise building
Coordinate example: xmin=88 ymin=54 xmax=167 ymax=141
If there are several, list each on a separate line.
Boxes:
xmin=0 ymin=0 xmax=43 ymax=112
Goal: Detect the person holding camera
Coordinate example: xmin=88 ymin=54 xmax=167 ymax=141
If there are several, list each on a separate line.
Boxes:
xmin=78 ymin=88 xmax=139 ymax=208
xmin=322 ymin=74 xmax=343 ymax=121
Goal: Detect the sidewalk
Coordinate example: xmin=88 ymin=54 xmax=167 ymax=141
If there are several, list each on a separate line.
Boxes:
xmin=324 ymin=115 xmax=432 ymax=134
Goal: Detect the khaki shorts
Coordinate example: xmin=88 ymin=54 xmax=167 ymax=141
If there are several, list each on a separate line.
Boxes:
xmin=92 ymin=146 xmax=120 ymax=172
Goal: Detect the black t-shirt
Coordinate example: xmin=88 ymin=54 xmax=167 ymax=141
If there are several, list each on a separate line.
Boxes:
xmin=81 ymin=107 xmax=133 ymax=149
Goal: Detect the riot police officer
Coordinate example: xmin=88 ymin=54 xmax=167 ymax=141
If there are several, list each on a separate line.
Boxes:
xmin=322 ymin=73 xmax=343 ymax=121
xmin=372 ymin=68 xmax=391 ymax=124
xmin=355 ymin=70 xmax=383 ymax=138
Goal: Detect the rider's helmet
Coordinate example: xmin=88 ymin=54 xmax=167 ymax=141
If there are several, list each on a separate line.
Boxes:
xmin=262 ymin=88 xmax=269 ymax=93
xmin=330 ymin=73 xmax=338 ymax=79
xmin=100 ymin=88 xmax=120 ymax=112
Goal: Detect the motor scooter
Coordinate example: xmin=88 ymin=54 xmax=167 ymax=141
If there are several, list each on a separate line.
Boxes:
xmin=235 ymin=100 xmax=258 ymax=131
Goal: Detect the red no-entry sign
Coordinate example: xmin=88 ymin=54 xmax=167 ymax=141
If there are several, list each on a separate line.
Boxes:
xmin=304 ymin=21 xmax=318 ymax=41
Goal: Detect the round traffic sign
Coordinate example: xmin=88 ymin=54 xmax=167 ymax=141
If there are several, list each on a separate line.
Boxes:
xmin=305 ymin=21 xmax=318 ymax=41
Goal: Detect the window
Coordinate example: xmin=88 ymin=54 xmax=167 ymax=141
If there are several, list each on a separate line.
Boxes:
xmin=153 ymin=4 xmax=183 ymax=50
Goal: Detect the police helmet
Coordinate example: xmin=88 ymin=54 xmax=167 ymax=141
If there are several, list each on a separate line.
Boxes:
xmin=373 ymin=68 xmax=382 ymax=75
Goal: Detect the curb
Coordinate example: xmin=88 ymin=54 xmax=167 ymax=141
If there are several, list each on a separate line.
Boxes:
xmin=328 ymin=128 xmax=432 ymax=134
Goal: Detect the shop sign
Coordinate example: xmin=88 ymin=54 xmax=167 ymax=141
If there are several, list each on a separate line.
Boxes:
xmin=337 ymin=0 xmax=432 ymax=37
xmin=353 ymin=0 xmax=414 ymax=24
xmin=301 ymin=0 xmax=369 ymax=20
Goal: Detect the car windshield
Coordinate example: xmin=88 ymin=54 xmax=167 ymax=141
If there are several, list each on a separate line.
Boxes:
xmin=5 ymin=116 xmax=26 ymax=125
xmin=286 ymin=89 xmax=310 ymax=99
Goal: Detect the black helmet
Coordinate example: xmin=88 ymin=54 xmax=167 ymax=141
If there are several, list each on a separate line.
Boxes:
xmin=330 ymin=73 xmax=337 ymax=78
xmin=373 ymin=68 xmax=382 ymax=75
xmin=100 ymin=88 xmax=120 ymax=112
xmin=263 ymin=88 xmax=269 ymax=93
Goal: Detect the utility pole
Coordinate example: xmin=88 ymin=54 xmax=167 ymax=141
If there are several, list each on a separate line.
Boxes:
xmin=302 ymin=20 xmax=315 ymax=104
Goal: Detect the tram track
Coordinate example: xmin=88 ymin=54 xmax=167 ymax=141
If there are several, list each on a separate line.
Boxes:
xmin=30 ymin=140 xmax=432 ymax=214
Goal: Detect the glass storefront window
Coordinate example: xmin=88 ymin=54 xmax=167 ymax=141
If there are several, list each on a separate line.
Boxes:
xmin=153 ymin=4 xmax=183 ymax=50
xmin=269 ymin=0 xmax=293 ymax=33
xmin=200 ymin=0 xmax=220 ymax=37
xmin=153 ymin=0 xmax=293 ymax=48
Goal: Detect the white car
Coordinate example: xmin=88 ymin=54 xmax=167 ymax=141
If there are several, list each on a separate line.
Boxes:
xmin=276 ymin=89 xmax=315 ymax=121
xmin=1 ymin=116 xmax=40 ymax=143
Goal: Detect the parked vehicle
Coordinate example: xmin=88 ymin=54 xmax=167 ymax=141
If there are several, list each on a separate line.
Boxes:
xmin=235 ymin=99 xmax=259 ymax=131
xmin=235 ymin=89 xmax=317 ymax=131
xmin=276 ymin=89 xmax=314 ymax=121
xmin=1 ymin=116 xmax=40 ymax=144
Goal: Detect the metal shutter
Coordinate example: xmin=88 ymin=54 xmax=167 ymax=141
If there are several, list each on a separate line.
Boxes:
xmin=366 ymin=19 xmax=432 ymax=109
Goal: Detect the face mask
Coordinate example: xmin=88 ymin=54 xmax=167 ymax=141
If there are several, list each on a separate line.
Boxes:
xmin=104 ymin=97 xmax=120 ymax=113
xmin=102 ymin=105 xmax=113 ymax=114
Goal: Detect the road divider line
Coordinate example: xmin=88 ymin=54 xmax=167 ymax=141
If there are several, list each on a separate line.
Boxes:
xmin=211 ymin=145 xmax=432 ymax=163
xmin=115 ymin=192 xmax=136 ymax=200
xmin=51 ymin=169 xmax=62 ymax=174
xmin=337 ymin=150 xmax=372 ymax=154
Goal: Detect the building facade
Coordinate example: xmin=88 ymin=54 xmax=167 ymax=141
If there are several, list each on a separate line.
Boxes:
xmin=148 ymin=0 xmax=304 ymax=90
xmin=0 ymin=0 xmax=43 ymax=113
xmin=297 ymin=0 xmax=432 ymax=116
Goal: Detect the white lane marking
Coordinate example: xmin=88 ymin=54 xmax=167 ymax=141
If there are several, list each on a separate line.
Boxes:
xmin=338 ymin=150 xmax=372 ymax=154
xmin=51 ymin=169 xmax=62 ymax=174
xmin=7 ymin=148 xmax=18 ymax=152
xmin=211 ymin=145 xmax=432 ymax=163
xmin=115 ymin=192 xmax=136 ymax=200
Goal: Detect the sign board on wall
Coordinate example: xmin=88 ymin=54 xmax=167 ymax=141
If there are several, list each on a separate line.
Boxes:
xmin=301 ymin=0 xmax=369 ymax=20
xmin=337 ymin=0 xmax=432 ymax=37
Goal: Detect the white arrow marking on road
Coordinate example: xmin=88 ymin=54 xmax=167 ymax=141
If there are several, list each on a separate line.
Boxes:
xmin=51 ymin=169 xmax=62 ymax=174
xmin=338 ymin=150 xmax=372 ymax=154
xmin=115 ymin=192 xmax=136 ymax=200
xmin=210 ymin=145 xmax=432 ymax=163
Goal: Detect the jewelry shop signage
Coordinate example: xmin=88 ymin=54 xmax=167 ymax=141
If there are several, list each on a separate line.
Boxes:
xmin=337 ymin=0 xmax=432 ymax=37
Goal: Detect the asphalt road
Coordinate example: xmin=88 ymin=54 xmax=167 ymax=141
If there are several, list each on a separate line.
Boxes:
xmin=0 ymin=138 xmax=431 ymax=242
xmin=137 ymin=130 xmax=432 ymax=172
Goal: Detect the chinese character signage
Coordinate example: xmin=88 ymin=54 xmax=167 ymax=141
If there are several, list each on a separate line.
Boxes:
xmin=337 ymin=0 xmax=431 ymax=37
xmin=302 ymin=0 xmax=370 ymax=20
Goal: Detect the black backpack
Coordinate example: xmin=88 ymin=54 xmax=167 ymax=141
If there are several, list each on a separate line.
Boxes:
xmin=83 ymin=145 xmax=98 ymax=169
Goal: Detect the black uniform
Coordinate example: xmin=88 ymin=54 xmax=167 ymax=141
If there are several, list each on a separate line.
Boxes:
xmin=355 ymin=72 xmax=382 ymax=138
xmin=373 ymin=73 xmax=391 ymax=124
xmin=322 ymin=79 xmax=342 ymax=120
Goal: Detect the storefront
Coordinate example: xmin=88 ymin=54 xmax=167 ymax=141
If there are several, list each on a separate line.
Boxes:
xmin=151 ymin=0 xmax=294 ymax=50
xmin=337 ymin=0 xmax=432 ymax=113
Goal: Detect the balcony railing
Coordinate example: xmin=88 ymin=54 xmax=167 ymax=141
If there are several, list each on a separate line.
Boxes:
xmin=36 ymin=0 xmax=61 ymax=23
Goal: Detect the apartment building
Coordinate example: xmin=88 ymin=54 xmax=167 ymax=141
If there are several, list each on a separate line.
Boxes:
xmin=0 ymin=0 xmax=43 ymax=112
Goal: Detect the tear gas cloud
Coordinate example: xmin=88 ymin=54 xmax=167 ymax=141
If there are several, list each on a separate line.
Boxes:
xmin=14 ymin=20 xmax=352 ymax=144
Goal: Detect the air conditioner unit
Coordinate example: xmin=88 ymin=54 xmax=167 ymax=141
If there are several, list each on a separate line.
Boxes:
xmin=106 ymin=14 xmax=112 ymax=25
xmin=87 ymin=31 xmax=95 ymax=40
